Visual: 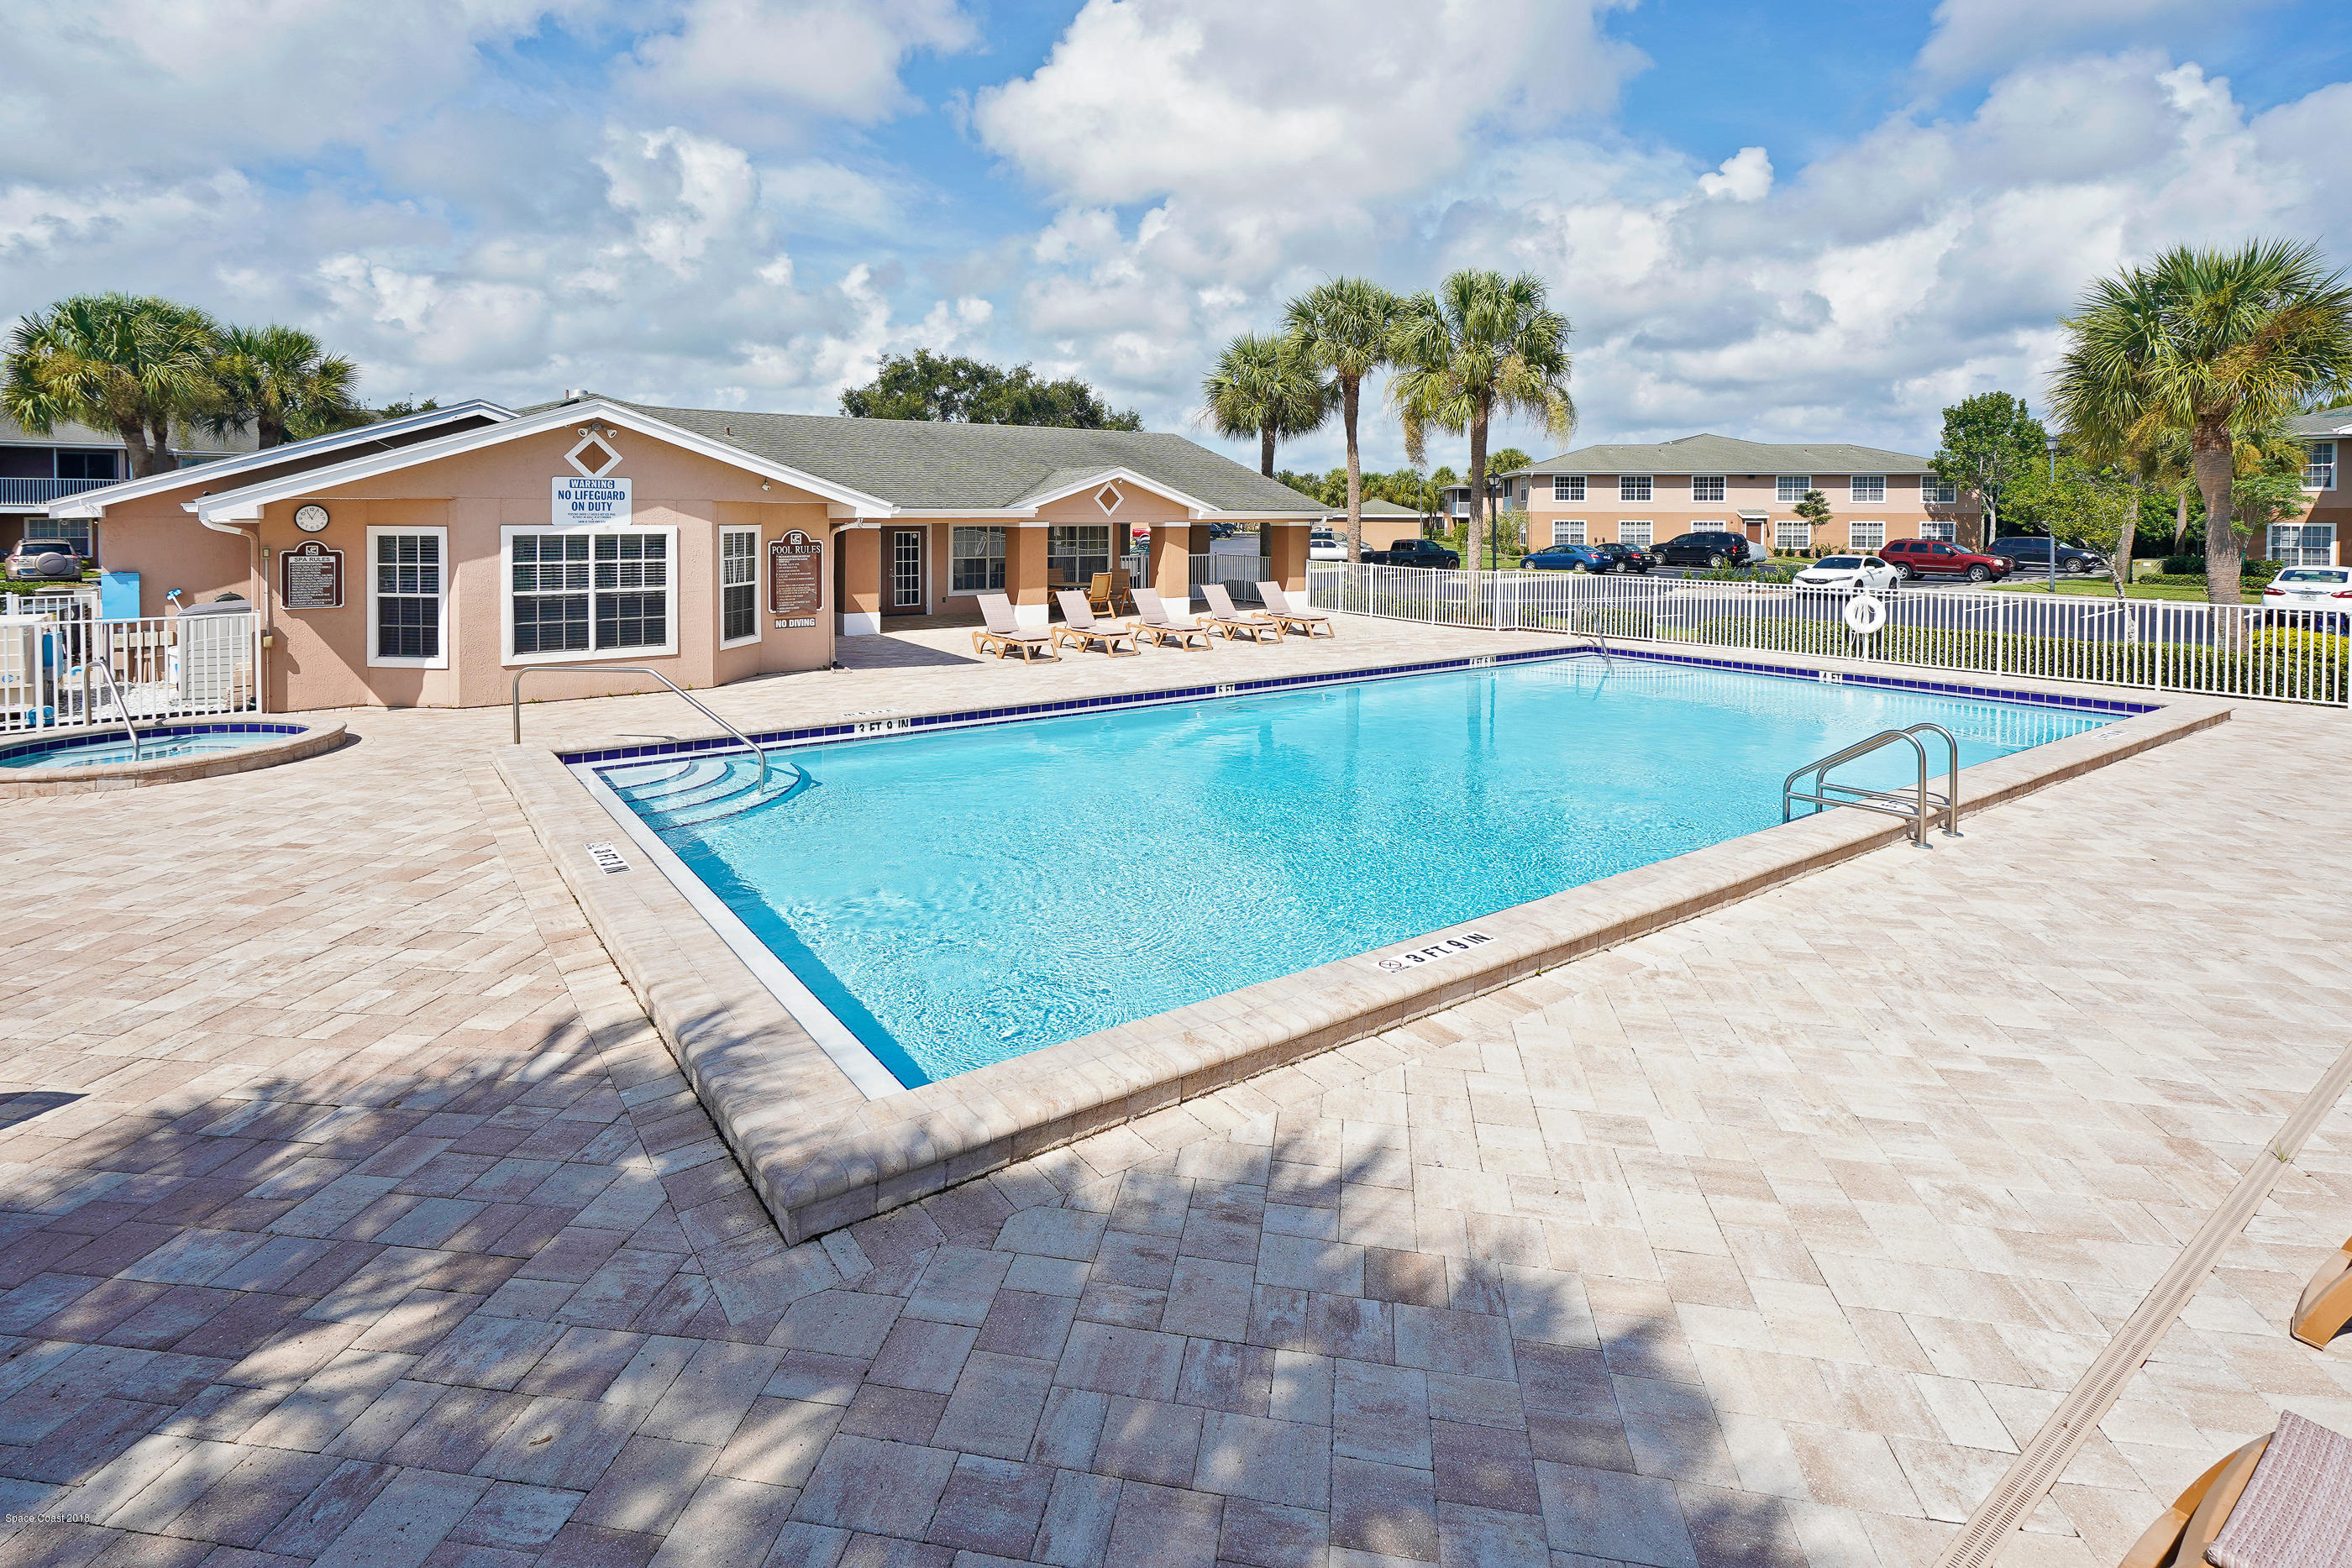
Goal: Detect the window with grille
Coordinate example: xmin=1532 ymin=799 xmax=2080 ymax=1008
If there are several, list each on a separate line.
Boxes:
xmin=1553 ymin=475 xmax=1584 ymax=501
xmin=1776 ymin=475 xmax=1811 ymax=503
xmin=370 ymin=528 xmax=444 ymax=665
xmin=2270 ymin=522 xmax=2336 ymax=567
xmin=1850 ymin=475 xmax=1885 ymax=503
xmin=1921 ymin=475 xmax=1958 ymax=505
xmin=1552 ymin=519 xmax=1586 ymax=546
xmin=1849 ymin=521 xmax=1886 ymax=551
xmin=2305 ymin=441 xmax=2336 ymax=490
xmin=1691 ymin=475 xmax=1725 ymax=502
xmin=1047 ymin=524 xmax=1110 ymax=585
xmin=1776 ymin=519 xmax=1812 ymax=552
xmin=1920 ymin=519 xmax=1956 ymax=542
xmin=720 ymin=527 xmax=758 ymax=644
xmin=509 ymin=529 xmax=672 ymax=657
xmin=952 ymin=526 xmax=1005 ymax=592
xmin=1617 ymin=520 xmax=1652 ymax=546
xmin=1619 ymin=475 xmax=1651 ymax=502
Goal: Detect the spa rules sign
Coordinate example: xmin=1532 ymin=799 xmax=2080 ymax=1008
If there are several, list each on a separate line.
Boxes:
xmin=552 ymin=475 xmax=632 ymax=523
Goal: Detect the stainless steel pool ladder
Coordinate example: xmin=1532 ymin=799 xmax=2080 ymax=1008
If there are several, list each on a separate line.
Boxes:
xmin=1783 ymin=722 xmax=1961 ymax=847
xmin=512 ymin=664 xmax=769 ymax=793
xmin=91 ymin=656 xmax=139 ymax=763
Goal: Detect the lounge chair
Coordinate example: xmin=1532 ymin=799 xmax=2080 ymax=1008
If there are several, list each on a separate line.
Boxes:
xmin=1257 ymin=582 xmax=1335 ymax=638
xmin=972 ymin=593 xmax=1058 ymax=661
xmin=2291 ymin=1235 xmax=2352 ymax=1348
xmin=1051 ymin=590 xmax=1138 ymax=657
xmin=1088 ymin=570 xmax=1133 ymax=618
xmin=1200 ymin=583 xmax=1283 ymax=643
xmin=2120 ymin=1411 xmax=2352 ymax=1568
xmin=1130 ymin=588 xmax=1212 ymax=650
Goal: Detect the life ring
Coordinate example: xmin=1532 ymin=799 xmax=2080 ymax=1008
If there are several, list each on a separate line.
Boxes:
xmin=1842 ymin=594 xmax=1887 ymax=635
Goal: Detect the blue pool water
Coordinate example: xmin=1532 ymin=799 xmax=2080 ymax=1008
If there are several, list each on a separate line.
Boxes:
xmin=599 ymin=658 xmax=2114 ymax=1088
xmin=0 ymin=725 xmax=288 ymax=769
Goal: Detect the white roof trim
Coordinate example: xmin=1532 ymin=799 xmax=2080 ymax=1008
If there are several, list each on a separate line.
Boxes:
xmin=1010 ymin=465 xmax=1223 ymax=516
xmin=181 ymin=399 xmax=898 ymax=524
xmin=45 ymin=400 xmax=517 ymax=518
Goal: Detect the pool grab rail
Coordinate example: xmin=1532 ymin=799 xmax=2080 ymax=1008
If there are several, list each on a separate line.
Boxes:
xmin=1783 ymin=722 xmax=1961 ymax=847
xmin=90 ymin=654 xmax=140 ymax=763
xmin=512 ymin=665 xmax=769 ymax=793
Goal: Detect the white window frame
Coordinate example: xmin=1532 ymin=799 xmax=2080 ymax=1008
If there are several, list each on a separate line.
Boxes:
xmin=1619 ymin=475 xmax=1652 ymax=503
xmin=2270 ymin=522 xmax=2336 ymax=567
xmin=1849 ymin=521 xmax=1886 ymax=552
xmin=1919 ymin=519 xmax=1956 ymax=543
xmin=1552 ymin=519 xmax=1586 ymax=546
xmin=501 ymin=523 xmax=680 ymax=667
xmin=1850 ymin=474 xmax=1886 ymax=503
xmin=1046 ymin=523 xmax=1113 ymax=585
xmin=1617 ymin=520 xmax=1652 ymax=546
xmin=1920 ymin=475 xmax=1958 ymax=506
xmin=1776 ymin=475 xmax=1811 ymax=504
xmin=1691 ymin=475 xmax=1726 ymax=503
xmin=2304 ymin=441 xmax=2336 ymax=491
xmin=1553 ymin=475 xmax=1585 ymax=502
xmin=718 ymin=524 xmax=760 ymax=648
xmin=365 ymin=524 xmax=449 ymax=669
xmin=1775 ymin=519 xmax=1812 ymax=553
xmin=950 ymin=525 xmax=1006 ymax=594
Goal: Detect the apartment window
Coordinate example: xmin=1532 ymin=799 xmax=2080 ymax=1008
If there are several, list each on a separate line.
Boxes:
xmin=2305 ymin=441 xmax=2337 ymax=490
xmin=1775 ymin=519 xmax=1812 ymax=552
xmin=1552 ymin=519 xmax=1587 ymax=546
xmin=951 ymin=526 xmax=1005 ymax=593
xmin=1553 ymin=475 xmax=1584 ymax=502
xmin=1617 ymin=521 xmax=1652 ymax=546
xmin=720 ymin=526 xmax=759 ymax=645
xmin=1850 ymin=475 xmax=1885 ymax=503
xmin=370 ymin=527 xmax=446 ymax=667
xmin=1047 ymin=524 xmax=1111 ymax=585
xmin=45 ymin=519 xmax=95 ymax=559
xmin=1691 ymin=475 xmax=1726 ymax=503
xmin=1620 ymin=475 xmax=1651 ymax=502
xmin=1776 ymin=475 xmax=1811 ymax=504
xmin=508 ymin=528 xmax=673 ymax=658
xmin=1920 ymin=519 xmax=1956 ymax=543
xmin=1849 ymin=521 xmax=1886 ymax=552
xmin=54 ymin=449 xmax=118 ymax=481
xmin=2270 ymin=522 xmax=2336 ymax=567
xmin=1921 ymin=475 xmax=1958 ymax=505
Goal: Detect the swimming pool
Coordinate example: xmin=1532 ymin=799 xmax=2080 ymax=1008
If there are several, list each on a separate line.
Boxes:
xmin=590 ymin=656 xmax=2115 ymax=1089
xmin=0 ymin=723 xmax=302 ymax=769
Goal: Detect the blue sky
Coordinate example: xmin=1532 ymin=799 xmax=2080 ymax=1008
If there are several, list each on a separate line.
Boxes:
xmin=6 ymin=0 xmax=2351 ymax=473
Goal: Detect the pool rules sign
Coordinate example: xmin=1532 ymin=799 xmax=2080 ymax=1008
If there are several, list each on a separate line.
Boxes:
xmin=769 ymin=529 xmax=822 ymax=627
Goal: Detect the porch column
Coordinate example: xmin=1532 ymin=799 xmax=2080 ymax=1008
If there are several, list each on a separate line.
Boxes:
xmin=1266 ymin=524 xmax=1310 ymax=593
xmin=1009 ymin=526 xmax=1051 ymax=628
xmin=839 ymin=527 xmax=882 ymax=636
xmin=1150 ymin=522 xmax=1194 ymax=609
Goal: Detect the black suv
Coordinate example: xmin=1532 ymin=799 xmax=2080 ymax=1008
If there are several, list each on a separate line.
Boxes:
xmin=1654 ymin=531 xmax=1755 ymax=568
xmin=1987 ymin=537 xmax=2108 ymax=575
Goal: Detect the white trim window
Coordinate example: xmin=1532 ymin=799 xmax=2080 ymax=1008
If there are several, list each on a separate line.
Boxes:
xmin=1921 ymin=475 xmax=1958 ymax=505
xmin=2304 ymin=441 xmax=2336 ymax=490
xmin=1047 ymin=524 xmax=1112 ymax=585
xmin=1691 ymin=475 xmax=1726 ymax=503
xmin=1776 ymin=475 xmax=1811 ymax=504
xmin=1850 ymin=475 xmax=1886 ymax=503
xmin=1552 ymin=519 xmax=1587 ymax=546
xmin=951 ymin=526 xmax=1005 ymax=593
xmin=1775 ymin=519 xmax=1812 ymax=552
xmin=506 ymin=526 xmax=676 ymax=662
xmin=2270 ymin=522 xmax=2336 ymax=567
xmin=367 ymin=526 xmax=448 ymax=669
xmin=1617 ymin=520 xmax=1652 ymax=546
xmin=719 ymin=526 xmax=759 ymax=646
xmin=1920 ymin=519 xmax=1956 ymax=542
xmin=1552 ymin=475 xmax=1585 ymax=502
xmin=1849 ymin=521 xmax=1886 ymax=551
xmin=44 ymin=518 xmax=96 ymax=559
xmin=1619 ymin=475 xmax=1652 ymax=502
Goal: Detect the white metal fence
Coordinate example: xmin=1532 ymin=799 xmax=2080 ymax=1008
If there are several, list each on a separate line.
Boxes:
xmin=0 ymin=610 xmax=265 ymax=734
xmin=1306 ymin=562 xmax=2350 ymax=706
xmin=1117 ymin=552 xmax=1269 ymax=606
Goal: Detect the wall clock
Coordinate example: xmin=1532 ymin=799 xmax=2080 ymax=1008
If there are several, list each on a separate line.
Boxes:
xmin=294 ymin=504 xmax=330 ymax=532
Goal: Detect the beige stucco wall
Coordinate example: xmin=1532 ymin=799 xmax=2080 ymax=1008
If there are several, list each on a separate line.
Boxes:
xmin=1524 ymin=471 xmax=1980 ymax=551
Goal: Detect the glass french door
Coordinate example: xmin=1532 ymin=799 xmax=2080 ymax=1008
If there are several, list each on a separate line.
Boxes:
xmin=889 ymin=529 xmax=925 ymax=612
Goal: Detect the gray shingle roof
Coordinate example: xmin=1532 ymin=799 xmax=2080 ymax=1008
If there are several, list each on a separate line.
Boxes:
xmin=2286 ymin=406 xmax=2352 ymax=437
xmin=591 ymin=396 xmax=1326 ymax=514
xmin=1509 ymin=433 xmax=1932 ymax=476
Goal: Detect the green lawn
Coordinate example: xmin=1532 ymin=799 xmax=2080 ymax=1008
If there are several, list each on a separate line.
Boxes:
xmin=1987 ymin=578 xmax=2260 ymax=605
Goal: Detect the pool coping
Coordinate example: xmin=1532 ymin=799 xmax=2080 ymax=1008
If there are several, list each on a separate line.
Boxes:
xmin=0 ymin=720 xmax=347 ymax=797
xmin=495 ymin=639 xmax=2230 ymax=1243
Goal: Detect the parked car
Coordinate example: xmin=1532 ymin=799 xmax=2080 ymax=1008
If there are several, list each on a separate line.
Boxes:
xmin=1878 ymin=538 xmax=2012 ymax=583
xmin=5 ymin=538 xmax=84 ymax=580
xmin=1793 ymin=554 xmax=1901 ymax=591
xmin=1987 ymin=537 xmax=2108 ymax=575
xmin=1653 ymin=531 xmax=1755 ymax=568
xmin=1361 ymin=538 xmax=1460 ymax=569
xmin=1308 ymin=529 xmax=1347 ymax=562
xmin=1593 ymin=542 xmax=1655 ymax=574
xmin=1520 ymin=543 xmax=1615 ymax=573
xmin=2261 ymin=565 xmax=2352 ymax=627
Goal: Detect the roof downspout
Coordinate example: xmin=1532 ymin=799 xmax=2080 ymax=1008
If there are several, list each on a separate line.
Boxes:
xmin=197 ymin=513 xmax=272 ymax=715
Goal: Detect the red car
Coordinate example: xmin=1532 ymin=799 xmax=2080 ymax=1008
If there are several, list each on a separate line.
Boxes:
xmin=1880 ymin=538 xmax=2012 ymax=584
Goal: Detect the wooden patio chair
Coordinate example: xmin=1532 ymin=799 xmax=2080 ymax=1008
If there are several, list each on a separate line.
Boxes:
xmin=2290 ymin=1235 xmax=2352 ymax=1349
xmin=1088 ymin=570 xmax=1133 ymax=617
xmin=972 ymin=593 xmax=1058 ymax=662
xmin=2120 ymin=1410 xmax=2352 ymax=1567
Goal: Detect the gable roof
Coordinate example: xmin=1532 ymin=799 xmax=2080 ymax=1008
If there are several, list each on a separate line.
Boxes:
xmin=2286 ymin=406 xmax=2352 ymax=438
xmin=1509 ymin=433 xmax=1934 ymax=476
xmin=2 ymin=411 xmax=255 ymax=459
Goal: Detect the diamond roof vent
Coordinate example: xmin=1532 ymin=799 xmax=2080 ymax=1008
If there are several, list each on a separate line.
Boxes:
xmin=1095 ymin=483 xmax=1122 ymax=515
xmin=567 ymin=434 xmax=622 ymax=478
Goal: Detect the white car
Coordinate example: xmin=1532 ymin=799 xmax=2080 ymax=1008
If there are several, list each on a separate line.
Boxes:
xmin=2262 ymin=565 xmax=2352 ymax=626
xmin=1793 ymin=554 xmax=1900 ymax=591
xmin=1308 ymin=530 xmax=1347 ymax=562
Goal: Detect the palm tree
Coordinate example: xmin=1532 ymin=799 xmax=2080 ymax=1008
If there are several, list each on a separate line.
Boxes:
xmin=1201 ymin=332 xmax=1330 ymax=477
xmin=3 ymin=293 xmax=221 ymax=477
xmin=1389 ymin=270 xmax=1574 ymax=574
xmin=209 ymin=324 xmax=363 ymax=448
xmin=1284 ymin=278 xmax=1401 ymax=561
xmin=2053 ymin=239 xmax=2352 ymax=604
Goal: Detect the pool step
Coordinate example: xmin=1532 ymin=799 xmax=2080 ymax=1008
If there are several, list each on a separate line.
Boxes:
xmin=606 ymin=753 xmax=808 ymax=828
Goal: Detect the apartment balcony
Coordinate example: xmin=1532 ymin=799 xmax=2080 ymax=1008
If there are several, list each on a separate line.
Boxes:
xmin=0 ymin=477 xmax=113 ymax=509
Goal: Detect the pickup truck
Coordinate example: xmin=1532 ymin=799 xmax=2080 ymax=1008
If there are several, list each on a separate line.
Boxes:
xmin=1360 ymin=538 xmax=1460 ymax=569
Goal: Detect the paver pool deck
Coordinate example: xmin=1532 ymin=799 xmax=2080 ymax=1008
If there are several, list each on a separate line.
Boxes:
xmin=0 ymin=615 xmax=2346 ymax=1568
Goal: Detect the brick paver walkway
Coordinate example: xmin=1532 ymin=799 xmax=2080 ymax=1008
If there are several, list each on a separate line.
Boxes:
xmin=1 ymin=621 xmax=2347 ymax=1568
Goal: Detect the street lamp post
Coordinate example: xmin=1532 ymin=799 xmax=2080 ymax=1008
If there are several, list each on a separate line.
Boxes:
xmin=1485 ymin=473 xmax=1503 ymax=572
xmin=2044 ymin=433 xmax=2061 ymax=595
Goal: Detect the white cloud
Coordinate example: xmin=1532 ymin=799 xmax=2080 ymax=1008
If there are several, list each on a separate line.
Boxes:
xmin=626 ymin=0 xmax=976 ymax=131
xmin=597 ymin=127 xmax=760 ymax=275
xmin=1914 ymin=0 xmax=2272 ymax=84
xmin=1697 ymin=148 xmax=1772 ymax=203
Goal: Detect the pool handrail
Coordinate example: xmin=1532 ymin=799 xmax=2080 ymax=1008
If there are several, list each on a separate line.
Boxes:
xmin=90 ymin=645 xmax=140 ymax=763
xmin=1782 ymin=721 xmax=1961 ymax=846
xmin=512 ymin=664 xmax=768 ymax=792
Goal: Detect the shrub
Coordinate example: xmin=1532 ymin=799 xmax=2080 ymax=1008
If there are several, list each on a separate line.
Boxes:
xmin=2162 ymin=554 xmax=2203 ymax=574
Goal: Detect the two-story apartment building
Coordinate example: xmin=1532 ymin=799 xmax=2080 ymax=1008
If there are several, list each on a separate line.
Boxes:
xmin=1507 ymin=434 xmax=1980 ymax=554
xmin=2 ymin=413 xmax=254 ymax=563
xmin=2282 ymin=407 xmax=2350 ymax=566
